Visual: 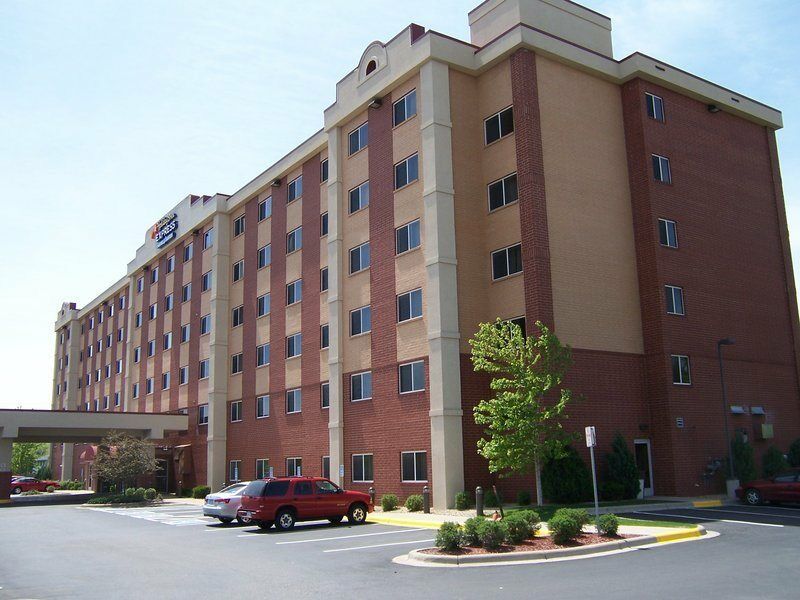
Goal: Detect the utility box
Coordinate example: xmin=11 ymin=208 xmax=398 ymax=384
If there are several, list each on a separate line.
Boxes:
xmin=758 ymin=424 xmax=774 ymax=440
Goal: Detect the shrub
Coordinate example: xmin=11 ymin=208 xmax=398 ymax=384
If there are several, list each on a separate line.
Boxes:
xmin=762 ymin=446 xmax=789 ymax=478
xmin=605 ymin=434 xmax=640 ymax=500
xmin=478 ymin=519 xmax=508 ymax=550
xmin=435 ymin=522 xmax=463 ymax=552
xmin=46 ymin=485 xmax=55 ymax=493
xmin=454 ymin=491 xmax=471 ymax=511
xmin=19 ymin=490 xmax=42 ymax=496
xmin=60 ymin=480 xmax=84 ymax=490
xmin=789 ymin=438 xmax=800 ymax=468
xmin=599 ymin=481 xmax=626 ymax=501
xmin=124 ymin=487 xmax=138 ymax=498
xmin=504 ymin=512 xmax=536 ymax=544
xmin=135 ymin=487 xmax=146 ymax=497
xmin=144 ymin=488 xmax=158 ymax=500
xmin=514 ymin=509 xmax=541 ymax=532
xmin=180 ymin=487 xmax=193 ymax=497
xmin=483 ymin=488 xmax=500 ymax=508
xmin=405 ymin=494 xmax=423 ymax=512
xmin=463 ymin=516 xmax=486 ymax=546
xmin=732 ymin=433 xmax=757 ymax=482
xmin=34 ymin=465 xmax=53 ymax=480
xmin=542 ymin=445 xmax=593 ymax=504
xmin=516 ymin=489 xmax=531 ymax=506
xmin=192 ymin=485 xmax=211 ymax=499
xmin=597 ymin=513 xmax=619 ymax=536
xmin=381 ymin=494 xmax=399 ymax=512
xmin=548 ymin=508 xmax=589 ymax=545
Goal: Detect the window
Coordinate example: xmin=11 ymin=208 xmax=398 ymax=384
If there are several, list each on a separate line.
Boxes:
xmin=203 ymin=228 xmax=214 ymax=250
xmin=135 ymin=312 xmax=142 ymax=328
xmin=652 ymin=154 xmax=672 ymax=183
xmin=116 ymin=359 xmax=123 ymax=374
xmin=349 ymin=181 xmax=370 ymax=213
xmin=147 ymin=339 xmax=156 ymax=357
xmin=151 ymin=266 xmax=159 ymax=284
xmin=400 ymin=361 xmax=425 ymax=393
xmin=97 ymin=339 xmax=103 ymax=352
xmin=396 ymin=219 xmax=421 ymax=255
xmin=491 ymin=243 xmax=523 ymax=280
xmin=257 ymin=293 xmax=271 ymax=317
xmin=488 ymin=173 xmax=518 ymax=211
xmin=95 ymin=369 xmax=101 ymax=383
xmin=182 ymin=283 xmax=192 ymax=303
xmin=288 ymin=176 xmax=303 ymax=202
xmin=393 ymin=89 xmax=417 ymax=126
xmin=137 ymin=277 xmax=144 ymax=293
xmin=229 ymin=460 xmax=241 ymax=482
xmin=134 ymin=346 xmax=141 ymax=363
xmin=146 ymin=378 xmax=154 ymax=395
xmin=117 ymin=327 xmax=124 ymax=342
xmin=114 ymin=392 xmax=120 ymax=407
xmin=665 ymin=285 xmax=685 ymax=315
xmin=183 ymin=242 xmax=193 ymax=262
xmin=394 ymin=153 xmax=419 ymax=189
xmin=350 ymin=371 xmax=372 ymax=402
xmin=485 ymin=106 xmax=514 ymax=144
xmin=98 ymin=310 xmax=104 ymax=324
xmin=231 ymin=353 xmax=243 ymax=375
xmin=230 ymin=400 xmax=242 ymax=422
xmin=286 ymin=389 xmax=302 ymax=414
xmin=256 ymin=395 xmax=270 ymax=418
xmin=163 ymin=331 xmax=172 ymax=350
xmin=181 ymin=324 xmax=190 ymax=343
xmin=104 ymin=364 xmax=111 ymax=379
xmin=162 ymin=372 xmax=170 ymax=390
xmin=646 ymin=92 xmax=665 ymax=122
xmin=286 ymin=333 xmax=302 ymax=358
xmin=166 ymin=255 xmax=175 ymax=273
xmin=258 ymin=197 xmax=272 ymax=221
xmin=671 ymin=355 xmax=691 ymax=385
xmin=106 ymin=334 xmax=112 ymax=347
xmin=108 ymin=304 xmax=114 ymax=317
xmin=350 ymin=305 xmax=371 ymax=336
xmin=320 ymin=212 xmax=328 ymax=236
xmin=320 ymin=267 xmax=329 ymax=292
xmin=256 ymin=458 xmax=270 ymax=479
xmin=287 ymin=227 xmax=302 ymax=253
xmin=87 ymin=345 xmax=94 ymax=358
xmin=286 ymin=456 xmax=302 ymax=476
xmin=199 ymin=359 xmax=210 ymax=379
xmin=179 ymin=366 xmax=188 ymax=385
xmin=132 ymin=383 xmax=139 ymax=399
xmin=401 ymin=451 xmax=427 ymax=482
xmin=149 ymin=303 xmax=157 ymax=320
xmin=165 ymin=293 xmax=173 ymax=312
xmin=232 ymin=260 xmax=244 ymax=283
xmin=257 ymin=244 xmax=271 ymax=269
xmin=232 ymin=305 xmax=244 ymax=328
xmin=658 ymin=218 xmax=678 ymax=248
xmin=286 ymin=279 xmax=302 ymax=306
xmin=89 ymin=317 xmax=95 ymax=330
xmin=321 ymin=382 xmax=330 ymax=409
xmin=508 ymin=316 xmax=527 ymax=337
xmin=352 ymin=454 xmax=374 ymax=482
xmin=198 ymin=404 xmax=209 ymax=424
xmin=320 ymin=159 xmax=329 ymax=183
xmin=120 ymin=295 xmax=126 ymax=309
xmin=256 ymin=343 xmax=270 ymax=367
xmin=349 ymin=242 xmax=370 ymax=274
xmin=348 ymin=122 xmax=368 ymax=155
xmin=320 ymin=324 xmax=329 ymax=349
xmin=202 ymin=271 xmax=212 ymax=292
xmin=322 ymin=456 xmax=330 ymax=479
xmin=397 ymin=289 xmax=423 ymax=322
xmin=200 ymin=314 xmax=211 ymax=335
xmin=233 ymin=214 xmax=246 ymax=237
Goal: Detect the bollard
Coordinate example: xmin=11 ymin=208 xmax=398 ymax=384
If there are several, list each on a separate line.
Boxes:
xmin=368 ymin=486 xmax=375 ymax=506
xmin=476 ymin=486 xmax=484 ymax=516
xmin=422 ymin=486 xmax=430 ymax=514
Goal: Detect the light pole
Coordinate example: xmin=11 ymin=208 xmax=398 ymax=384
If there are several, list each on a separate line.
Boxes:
xmin=717 ymin=338 xmax=736 ymax=482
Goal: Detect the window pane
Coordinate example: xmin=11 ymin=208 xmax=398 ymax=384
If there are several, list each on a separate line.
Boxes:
xmin=398 ymin=294 xmax=410 ymax=321
xmin=485 ymin=115 xmax=500 ymax=144
xmin=504 ymin=175 xmax=518 ymax=204
xmin=395 ymin=161 xmax=407 ymax=189
xmin=507 ymin=244 xmax=522 ymax=274
xmin=488 ymin=180 xmax=505 ymax=211
xmin=412 ymin=361 xmax=424 ymax=390
xmin=411 ymin=289 xmax=422 ymax=318
xmin=415 ymin=453 xmax=426 ymax=480
xmin=500 ymin=107 xmax=514 ymax=136
xmin=400 ymin=364 xmax=413 ymax=392
xmin=492 ymin=249 xmax=508 ymax=279
xmin=402 ymin=453 xmax=414 ymax=481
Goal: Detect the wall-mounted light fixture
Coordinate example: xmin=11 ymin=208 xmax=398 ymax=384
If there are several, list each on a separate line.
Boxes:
xmin=368 ymin=97 xmax=382 ymax=109
xmin=707 ymin=104 xmax=721 ymax=113
xmin=271 ymin=178 xmax=281 ymax=187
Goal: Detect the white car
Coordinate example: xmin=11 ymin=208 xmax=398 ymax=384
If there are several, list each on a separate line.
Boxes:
xmin=203 ymin=482 xmax=250 ymax=524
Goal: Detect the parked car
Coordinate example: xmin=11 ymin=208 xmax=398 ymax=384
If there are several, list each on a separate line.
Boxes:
xmin=736 ymin=471 xmax=800 ymax=505
xmin=237 ymin=476 xmax=373 ymax=531
xmin=10 ymin=477 xmax=61 ymax=495
xmin=203 ymin=482 xmax=250 ymax=524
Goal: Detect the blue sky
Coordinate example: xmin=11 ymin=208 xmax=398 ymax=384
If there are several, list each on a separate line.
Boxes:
xmin=1 ymin=0 xmax=797 ymax=410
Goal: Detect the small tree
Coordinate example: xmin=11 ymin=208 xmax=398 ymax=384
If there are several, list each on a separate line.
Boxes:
xmin=788 ymin=438 xmax=800 ymax=468
xmin=11 ymin=443 xmax=47 ymax=476
xmin=541 ymin=445 xmax=593 ymax=504
xmin=605 ymin=434 xmax=640 ymax=500
xmin=93 ymin=431 xmax=157 ymax=491
xmin=470 ymin=319 xmax=575 ymax=506
xmin=762 ymin=446 xmax=789 ymax=478
xmin=732 ymin=432 xmax=756 ymax=483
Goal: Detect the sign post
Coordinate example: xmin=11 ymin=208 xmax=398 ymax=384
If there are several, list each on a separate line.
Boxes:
xmin=585 ymin=426 xmax=600 ymax=528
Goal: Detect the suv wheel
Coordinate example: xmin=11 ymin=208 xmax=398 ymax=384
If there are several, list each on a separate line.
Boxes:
xmin=328 ymin=516 xmax=344 ymax=525
xmin=257 ymin=520 xmax=273 ymax=530
xmin=348 ymin=503 xmax=368 ymax=525
xmin=275 ymin=509 xmax=296 ymax=531
xmin=745 ymin=488 xmax=762 ymax=506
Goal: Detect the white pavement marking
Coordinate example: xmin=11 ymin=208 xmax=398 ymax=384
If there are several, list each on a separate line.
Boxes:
xmin=85 ymin=506 xmax=215 ymax=527
xmin=635 ymin=511 xmax=784 ymax=528
xmin=324 ymin=538 xmax=435 ymax=553
xmin=688 ymin=507 xmax=800 ymax=520
xmin=276 ymin=528 xmax=428 ymax=545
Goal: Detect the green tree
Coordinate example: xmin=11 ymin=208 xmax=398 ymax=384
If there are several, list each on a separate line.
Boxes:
xmin=605 ymin=434 xmax=640 ymax=500
xmin=788 ymin=438 xmax=800 ymax=468
xmin=11 ymin=443 xmax=47 ymax=476
xmin=93 ymin=431 xmax=157 ymax=490
xmin=732 ymin=432 xmax=757 ymax=483
xmin=541 ymin=445 xmax=593 ymax=504
xmin=762 ymin=446 xmax=789 ymax=478
xmin=470 ymin=319 xmax=575 ymax=506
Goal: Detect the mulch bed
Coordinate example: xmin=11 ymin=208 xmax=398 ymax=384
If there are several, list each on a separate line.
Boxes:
xmin=421 ymin=532 xmax=639 ymax=556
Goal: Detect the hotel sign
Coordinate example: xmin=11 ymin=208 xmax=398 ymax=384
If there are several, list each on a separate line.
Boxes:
xmin=151 ymin=213 xmax=179 ymax=248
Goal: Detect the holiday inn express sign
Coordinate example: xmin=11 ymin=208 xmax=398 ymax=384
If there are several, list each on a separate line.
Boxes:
xmin=151 ymin=212 xmax=178 ymax=248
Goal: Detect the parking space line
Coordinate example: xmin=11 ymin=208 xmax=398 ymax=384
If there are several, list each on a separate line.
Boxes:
xmin=323 ymin=538 xmax=435 ymax=553
xmin=635 ymin=511 xmax=784 ymax=528
xmin=686 ymin=507 xmax=800 ymax=520
xmin=275 ymin=527 xmax=428 ymax=545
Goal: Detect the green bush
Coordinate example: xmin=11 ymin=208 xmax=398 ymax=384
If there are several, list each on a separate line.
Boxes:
xmin=478 ymin=519 xmax=508 ymax=550
xmin=514 ymin=509 xmax=541 ymax=532
xmin=463 ymin=516 xmax=486 ymax=546
xmin=548 ymin=508 xmax=590 ymax=545
xmin=599 ymin=481 xmax=626 ymax=501
xmin=19 ymin=490 xmax=42 ymax=496
xmin=34 ymin=465 xmax=53 ymax=480
xmin=435 ymin=522 xmax=463 ymax=552
xmin=732 ymin=433 xmax=757 ymax=482
xmin=762 ymin=446 xmax=789 ymax=478
xmin=405 ymin=494 xmax=423 ymax=512
xmin=597 ymin=513 xmax=619 ymax=536
xmin=483 ymin=488 xmax=500 ymax=508
xmin=605 ymin=434 xmax=640 ymax=500
xmin=454 ymin=490 xmax=471 ymax=510
xmin=516 ymin=489 xmax=531 ymax=506
xmin=60 ymin=480 xmax=84 ymax=490
xmin=192 ymin=485 xmax=211 ymax=499
xmin=135 ymin=487 xmax=146 ymax=498
xmin=381 ymin=493 xmax=399 ymax=511
xmin=180 ymin=487 xmax=193 ymax=497
xmin=542 ymin=445 xmax=593 ymax=503
xmin=124 ymin=487 xmax=138 ymax=498
xmin=46 ymin=485 xmax=55 ymax=493
xmin=144 ymin=488 xmax=158 ymax=500
xmin=504 ymin=512 xmax=537 ymax=544
xmin=788 ymin=438 xmax=800 ymax=468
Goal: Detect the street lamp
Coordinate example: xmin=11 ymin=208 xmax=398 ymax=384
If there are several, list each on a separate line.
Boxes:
xmin=717 ymin=338 xmax=736 ymax=483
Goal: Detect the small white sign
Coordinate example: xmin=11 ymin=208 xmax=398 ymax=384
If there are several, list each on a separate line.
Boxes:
xmin=268 ymin=466 xmax=274 ymax=478
xmin=339 ymin=464 xmax=345 ymax=477
xmin=585 ymin=426 xmax=596 ymax=448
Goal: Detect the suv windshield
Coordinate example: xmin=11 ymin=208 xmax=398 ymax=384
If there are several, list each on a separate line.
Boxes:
xmin=315 ymin=480 xmax=339 ymax=494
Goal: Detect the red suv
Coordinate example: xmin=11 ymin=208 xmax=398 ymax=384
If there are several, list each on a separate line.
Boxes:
xmin=237 ymin=477 xmax=373 ymax=530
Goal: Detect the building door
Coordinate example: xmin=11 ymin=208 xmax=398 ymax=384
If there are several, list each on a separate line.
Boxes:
xmin=155 ymin=459 xmax=169 ymax=494
xmin=634 ymin=439 xmax=654 ymax=497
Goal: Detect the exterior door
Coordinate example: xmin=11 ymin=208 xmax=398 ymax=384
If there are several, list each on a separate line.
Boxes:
xmin=634 ymin=439 xmax=654 ymax=497
xmin=154 ymin=459 xmax=169 ymax=494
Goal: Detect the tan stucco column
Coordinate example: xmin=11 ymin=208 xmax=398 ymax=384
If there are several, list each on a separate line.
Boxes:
xmin=420 ymin=60 xmax=464 ymax=509
xmin=326 ymin=126 xmax=346 ymax=485
xmin=0 ymin=438 xmax=12 ymax=503
xmin=61 ymin=443 xmax=74 ymax=481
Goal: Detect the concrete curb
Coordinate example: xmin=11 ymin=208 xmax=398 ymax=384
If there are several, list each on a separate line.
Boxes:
xmin=406 ymin=525 xmax=706 ymax=566
xmin=368 ymin=514 xmax=445 ymax=529
xmin=2 ymin=492 xmax=95 ymax=507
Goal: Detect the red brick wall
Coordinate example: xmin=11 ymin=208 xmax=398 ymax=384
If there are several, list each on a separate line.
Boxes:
xmin=168 ymin=242 xmax=185 ymax=413
xmin=136 ymin=268 xmax=151 ymax=412
xmin=151 ymin=254 xmax=167 ymax=413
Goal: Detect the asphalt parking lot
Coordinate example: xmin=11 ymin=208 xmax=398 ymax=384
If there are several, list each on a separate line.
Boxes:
xmin=0 ymin=502 xmax=798 ymax=599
